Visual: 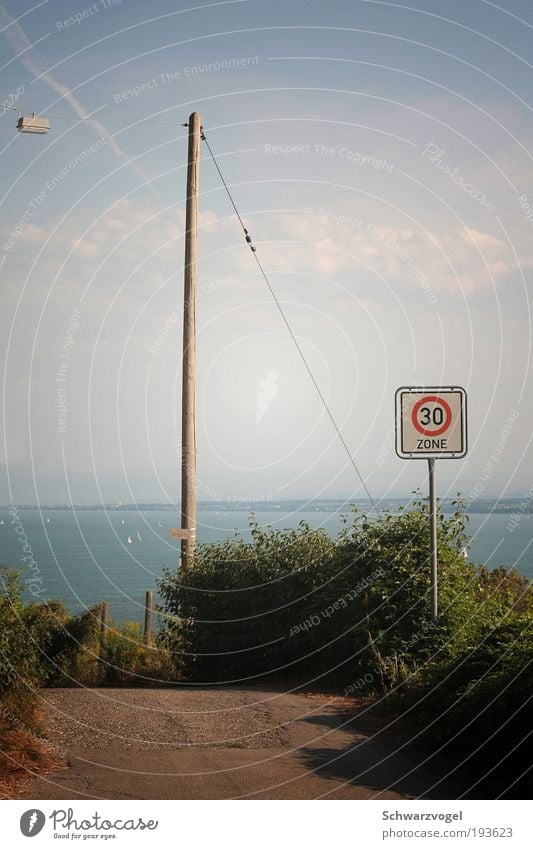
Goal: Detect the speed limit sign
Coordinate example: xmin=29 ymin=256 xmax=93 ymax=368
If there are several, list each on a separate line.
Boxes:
xmin=395 ymin=386 xmax=467 ymax=459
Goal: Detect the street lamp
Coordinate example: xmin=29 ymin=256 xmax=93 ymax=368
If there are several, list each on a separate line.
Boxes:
xmin=0 ymin=103 xmax=50 ymax=134
xmin=17 ymin=113 xmax=50 ymax=134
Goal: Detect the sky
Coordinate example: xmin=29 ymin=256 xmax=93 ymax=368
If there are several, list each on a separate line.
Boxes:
xmin=0 ymin=0 xmax=532 ymax=505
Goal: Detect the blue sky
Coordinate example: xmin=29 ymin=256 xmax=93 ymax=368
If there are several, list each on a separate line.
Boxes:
xmin=0 ymin=0 xmax=532 ymax=505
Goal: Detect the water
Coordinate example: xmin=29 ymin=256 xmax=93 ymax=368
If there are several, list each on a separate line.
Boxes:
xmin=1 ymin=508 xmax=531 ymax=623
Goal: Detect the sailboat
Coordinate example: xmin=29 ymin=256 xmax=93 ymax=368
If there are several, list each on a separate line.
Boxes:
xmin=136 ymin=530 xmax=142 ymax=542
xmin=127 ymin=535 xmax=133 ymax=544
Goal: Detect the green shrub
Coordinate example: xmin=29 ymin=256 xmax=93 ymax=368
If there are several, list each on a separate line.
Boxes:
xmin=159 ymin=502 xmax=531 ymax=691
xmin=391 ymin=616 xmax=533 ymax=794
xmin=159 ymin=519 xmax=339 ymax=681
xmin=99 ymin=620 xmax=180 ymax=686
xmin=159 ymin=502 xmax=472 ymax=682
xmin=0 ymin=569 xmax=40 ymax=715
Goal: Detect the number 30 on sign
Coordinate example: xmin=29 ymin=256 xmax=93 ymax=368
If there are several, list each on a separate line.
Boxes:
xmin=395 ymin=386 xmax=467 ymax=459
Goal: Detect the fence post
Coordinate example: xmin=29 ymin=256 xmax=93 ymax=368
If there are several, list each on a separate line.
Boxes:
xmin=98 ymin=600 xmax=108 ymax=678
xmin=144 ymin=591 xmax=153 ymax=645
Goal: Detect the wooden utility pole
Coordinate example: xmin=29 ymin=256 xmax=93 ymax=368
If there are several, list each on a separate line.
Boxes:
xmin=180 ymin=111 xmax=201 ymax=570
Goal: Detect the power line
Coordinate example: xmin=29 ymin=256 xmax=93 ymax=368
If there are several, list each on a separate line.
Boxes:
xmin=0 ymin=104 xmax=192 ymax=128
xmin=201 ymin=127 xmax=379 ymax=513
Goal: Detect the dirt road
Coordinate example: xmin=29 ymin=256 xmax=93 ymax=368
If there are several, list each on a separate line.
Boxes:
xmin=19 ymin=687 xmax=464 ymax=800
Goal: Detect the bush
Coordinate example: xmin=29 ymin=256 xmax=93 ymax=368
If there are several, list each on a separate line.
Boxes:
xmin=98 ymin=621 xmax=178 ymax=686
xmin=159 ymin=499 xmax=508 ymax=684
xmin=159 ymin=501 xmax=531 ymax=689
xmin=24 ymin=602 xmax=101 ymax=686
xmin=0 ymin=569 xmax=41 ymax=720
xmin=392 ymin=616 xmax=533 ymax=795
xmin=159 ymin=519 xmax=339 ymax=681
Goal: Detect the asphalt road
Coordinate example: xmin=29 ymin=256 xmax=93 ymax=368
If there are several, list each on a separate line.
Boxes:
xmin=20 ymin=687 xmax=465 ymax=800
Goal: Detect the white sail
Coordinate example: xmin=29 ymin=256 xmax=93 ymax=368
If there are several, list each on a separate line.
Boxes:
xmin=127 ymin=535 xmax=133 ymax=544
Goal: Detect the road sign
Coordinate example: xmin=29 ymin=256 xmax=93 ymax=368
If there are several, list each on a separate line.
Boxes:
xmin=395 ymin=386 xmax=467 ymax=459
xmin=169 ymin=528 xmax=195 ymax=540
xmin=394 ymin=385 xmax=468 ymax=622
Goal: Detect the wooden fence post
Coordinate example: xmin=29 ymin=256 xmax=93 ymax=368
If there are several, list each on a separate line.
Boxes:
xmin=144 ymin=591 xmax=153 ymax=645
xmin=98 ymin=600 xmax=108 ymax=678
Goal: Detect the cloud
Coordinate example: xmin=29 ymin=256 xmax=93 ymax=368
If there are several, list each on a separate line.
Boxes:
xmin=241 ymin=211 xmax=529 ymax=294
xmin=6 ymin=192 xmax=527 ymax=308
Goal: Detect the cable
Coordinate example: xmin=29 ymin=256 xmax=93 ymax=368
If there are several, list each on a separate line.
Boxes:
xmin=201 ymin=128 xmax=380 ymax=513
xmin=0 ymin=105 xmax=192 ymax=128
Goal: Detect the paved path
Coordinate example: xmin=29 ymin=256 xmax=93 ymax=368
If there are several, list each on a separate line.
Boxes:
xmin=21 ymin=687 xmax=463 ymax=800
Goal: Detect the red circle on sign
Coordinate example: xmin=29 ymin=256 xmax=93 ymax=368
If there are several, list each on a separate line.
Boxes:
xmin=412 ymin=395 xmax=452 ymax=436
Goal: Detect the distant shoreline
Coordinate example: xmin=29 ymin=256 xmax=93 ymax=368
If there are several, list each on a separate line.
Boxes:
xmin=2 ymin=498 xmax=531 ymax=515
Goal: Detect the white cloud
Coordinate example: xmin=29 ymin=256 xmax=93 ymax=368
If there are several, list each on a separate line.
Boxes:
xmin=242 ymin=211 xmax=529 ymax=294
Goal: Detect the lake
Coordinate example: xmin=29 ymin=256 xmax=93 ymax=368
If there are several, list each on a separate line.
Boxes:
xmin=1 ymin=508 xmax=531 ymax=624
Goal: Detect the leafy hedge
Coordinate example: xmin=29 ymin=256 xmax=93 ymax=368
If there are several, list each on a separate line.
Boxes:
xmin=98 ymin=620 xmax=178 ymax=686
xmin=0 ymin=568 xmax=178 ymax=701
xmin=159 ymin=498 xmax=528 ymax=686
xmin=0 ymin=568 xmax=102 ymax=703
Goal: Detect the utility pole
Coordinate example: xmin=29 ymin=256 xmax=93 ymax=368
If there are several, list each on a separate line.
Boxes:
xmin=180 ymin=111 xmax=201 ymax=571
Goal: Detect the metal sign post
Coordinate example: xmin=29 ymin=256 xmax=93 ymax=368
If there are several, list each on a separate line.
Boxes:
xmin=428 ymin=457 xmax=438 ymax=621
xmin=395 ymin=386 xmax=468 ymax=622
